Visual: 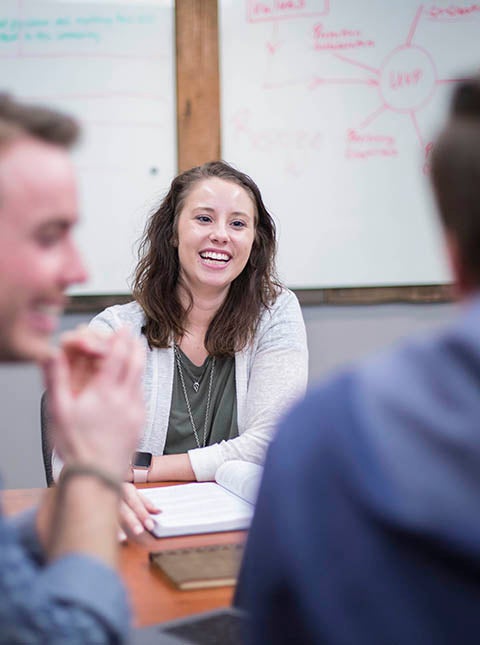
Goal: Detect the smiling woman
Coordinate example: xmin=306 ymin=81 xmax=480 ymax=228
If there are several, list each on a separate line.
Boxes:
xmin=52 ymin=161 xmax=308 ymax=535
xmin=174 ymin=175 xmax=257 ymax=329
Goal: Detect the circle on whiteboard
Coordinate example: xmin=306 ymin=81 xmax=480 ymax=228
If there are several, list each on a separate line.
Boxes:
xmin=379 ymin=45 xmax=437 ymax=113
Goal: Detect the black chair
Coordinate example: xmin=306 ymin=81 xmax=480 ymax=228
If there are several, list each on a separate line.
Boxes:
xmin=40 ymin=391 xmax=54 ymax=487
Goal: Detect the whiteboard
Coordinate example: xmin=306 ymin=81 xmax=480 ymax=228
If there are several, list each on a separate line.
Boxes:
xmin=219 ymin=0 xmax=480 ymax=289
xmin=1 ymin=0 xmax=176 ymax=295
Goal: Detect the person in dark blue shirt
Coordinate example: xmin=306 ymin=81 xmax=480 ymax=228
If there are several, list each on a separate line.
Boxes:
xmin=236 ymin=75 xmax=480 ymax=644
xmin=0 ymin=94 xmax=145 ymax=642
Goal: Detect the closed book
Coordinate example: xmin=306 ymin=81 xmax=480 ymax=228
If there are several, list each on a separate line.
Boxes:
xmin=149 ymin=543 xmax=245 ymax=590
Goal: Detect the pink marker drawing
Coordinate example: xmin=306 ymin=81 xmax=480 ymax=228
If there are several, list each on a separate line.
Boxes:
xmin=322 ymin=4 xmax=472 ymax=154
xmin=247 ymin=0 xmax=329 ymax=23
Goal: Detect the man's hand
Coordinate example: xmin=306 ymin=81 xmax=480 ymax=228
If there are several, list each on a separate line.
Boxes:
xmin=60 ymin=326 xmax=110 ymax=395
xmin=42 ymin=327 xmax=145 ymax=481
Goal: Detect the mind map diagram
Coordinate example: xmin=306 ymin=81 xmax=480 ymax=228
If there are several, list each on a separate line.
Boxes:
xmin=229 ymin=1 xmax=479 ymax=176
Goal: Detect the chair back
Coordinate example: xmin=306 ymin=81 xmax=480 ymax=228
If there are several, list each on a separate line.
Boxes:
xmin=40 ymin=392 xmax=54 ymax=487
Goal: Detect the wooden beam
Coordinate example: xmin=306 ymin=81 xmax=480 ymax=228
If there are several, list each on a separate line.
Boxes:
xmin=175 ymin=0 xmax=221 ymax=172
xmin=68 ymin=284 xmax=453 ymax=314
xmin=294 ymin=284 xmax=453 ymax=306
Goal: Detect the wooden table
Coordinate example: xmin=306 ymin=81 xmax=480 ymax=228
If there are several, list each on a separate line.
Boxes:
xmin=3 ymin=485 xmax=246 ymax=627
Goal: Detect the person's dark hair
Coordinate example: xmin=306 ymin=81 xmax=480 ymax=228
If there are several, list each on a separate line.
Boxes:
xmin=431 ymin=76 xmax=480 ymax=286
xmin=133 ymin=160 xmax=281 ymax=356
xmin=0 ymin=93 xmax=79 ymax=151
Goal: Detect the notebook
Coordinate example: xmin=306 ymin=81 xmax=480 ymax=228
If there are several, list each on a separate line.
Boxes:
xmin=140 ymin=460 xmax=262 ymax=538
xmin=149 ymin=542 xmax=244 ymax=589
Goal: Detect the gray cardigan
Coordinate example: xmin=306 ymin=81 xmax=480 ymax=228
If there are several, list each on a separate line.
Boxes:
xmin=53 ymin=289 xmax=308 ymax=481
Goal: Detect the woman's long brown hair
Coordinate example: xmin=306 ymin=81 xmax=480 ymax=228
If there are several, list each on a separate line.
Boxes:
xmin=133 ymin=161 xmax=281 ymax=356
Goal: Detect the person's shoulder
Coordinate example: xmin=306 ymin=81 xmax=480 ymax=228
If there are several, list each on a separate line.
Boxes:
xmin=261 ymin=287 xmax=302 ymax=321
xmin=272 ymin=286 xmax=300 ymax=309
xmin=252 ymin=287 xmax=305 ymax=349
xmin=89 ymin=300 xmax=146 ymax=333
xmin=264 ymin=306 xmax=480 ymax=534
xmin=265 ymin=331 xmax=437 ymax=492
xmin=341 ymin=308 xmax=480 ymax=461
xmin=269 ymin=318 xmax=457 ymax=466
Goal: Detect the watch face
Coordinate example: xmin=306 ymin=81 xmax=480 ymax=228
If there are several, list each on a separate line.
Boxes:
xmin=132 ymin=451 xmax=152 ymax=468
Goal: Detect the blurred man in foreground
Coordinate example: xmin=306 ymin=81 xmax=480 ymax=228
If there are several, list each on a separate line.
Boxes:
xmin=237 ymin=76 xmax=480 ymax=643
xmin=0 ymin=94 xmax=144 ymax=641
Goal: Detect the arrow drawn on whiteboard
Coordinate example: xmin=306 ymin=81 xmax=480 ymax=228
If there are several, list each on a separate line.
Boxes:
xmin=309 ymin=76 xmax=379 ymax=89
xmin=263 ymin=76 xmax=378 ymax=90
xmin=333 ymin=53 xmax=380 ymax=76
xmin=409 ymin=110 xmax=424 ymax=148
xmin=266 ymin=22 xmax=282 ymax=54
xmin=263 ymin=78 xmax=311 ymax=89
xmin=406 ymin=4 xmax=423 ymax=46
xmin=358 ymin=105 xmax=388 ymax=130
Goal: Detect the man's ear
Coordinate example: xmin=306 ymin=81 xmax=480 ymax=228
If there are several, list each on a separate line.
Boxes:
xmin=444 ymin=231 xmax=471 ymax=299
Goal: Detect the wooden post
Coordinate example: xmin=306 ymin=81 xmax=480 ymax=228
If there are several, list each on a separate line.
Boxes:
xmin=176 ymin=0 xmax=221 ymax=172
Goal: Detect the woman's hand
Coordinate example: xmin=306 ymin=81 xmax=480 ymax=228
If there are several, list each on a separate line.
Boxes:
xmin=119 ymin=483 xmax=161 ymax=539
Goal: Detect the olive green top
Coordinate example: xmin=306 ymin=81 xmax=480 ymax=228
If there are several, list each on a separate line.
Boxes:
xmin=164 ymin=346 xmax=238 ymax=454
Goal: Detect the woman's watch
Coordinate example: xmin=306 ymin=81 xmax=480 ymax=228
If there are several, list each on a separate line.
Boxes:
xmin=131 ymin=451 xmax=153 ymax=483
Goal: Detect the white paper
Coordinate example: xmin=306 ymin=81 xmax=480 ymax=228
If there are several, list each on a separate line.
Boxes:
xmin=215 ymin=460 xmax=263 ymax=505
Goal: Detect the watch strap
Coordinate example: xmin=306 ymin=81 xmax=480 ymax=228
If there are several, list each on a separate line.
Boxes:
xmin=132 ymin=468 xmax=149 ymax=484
